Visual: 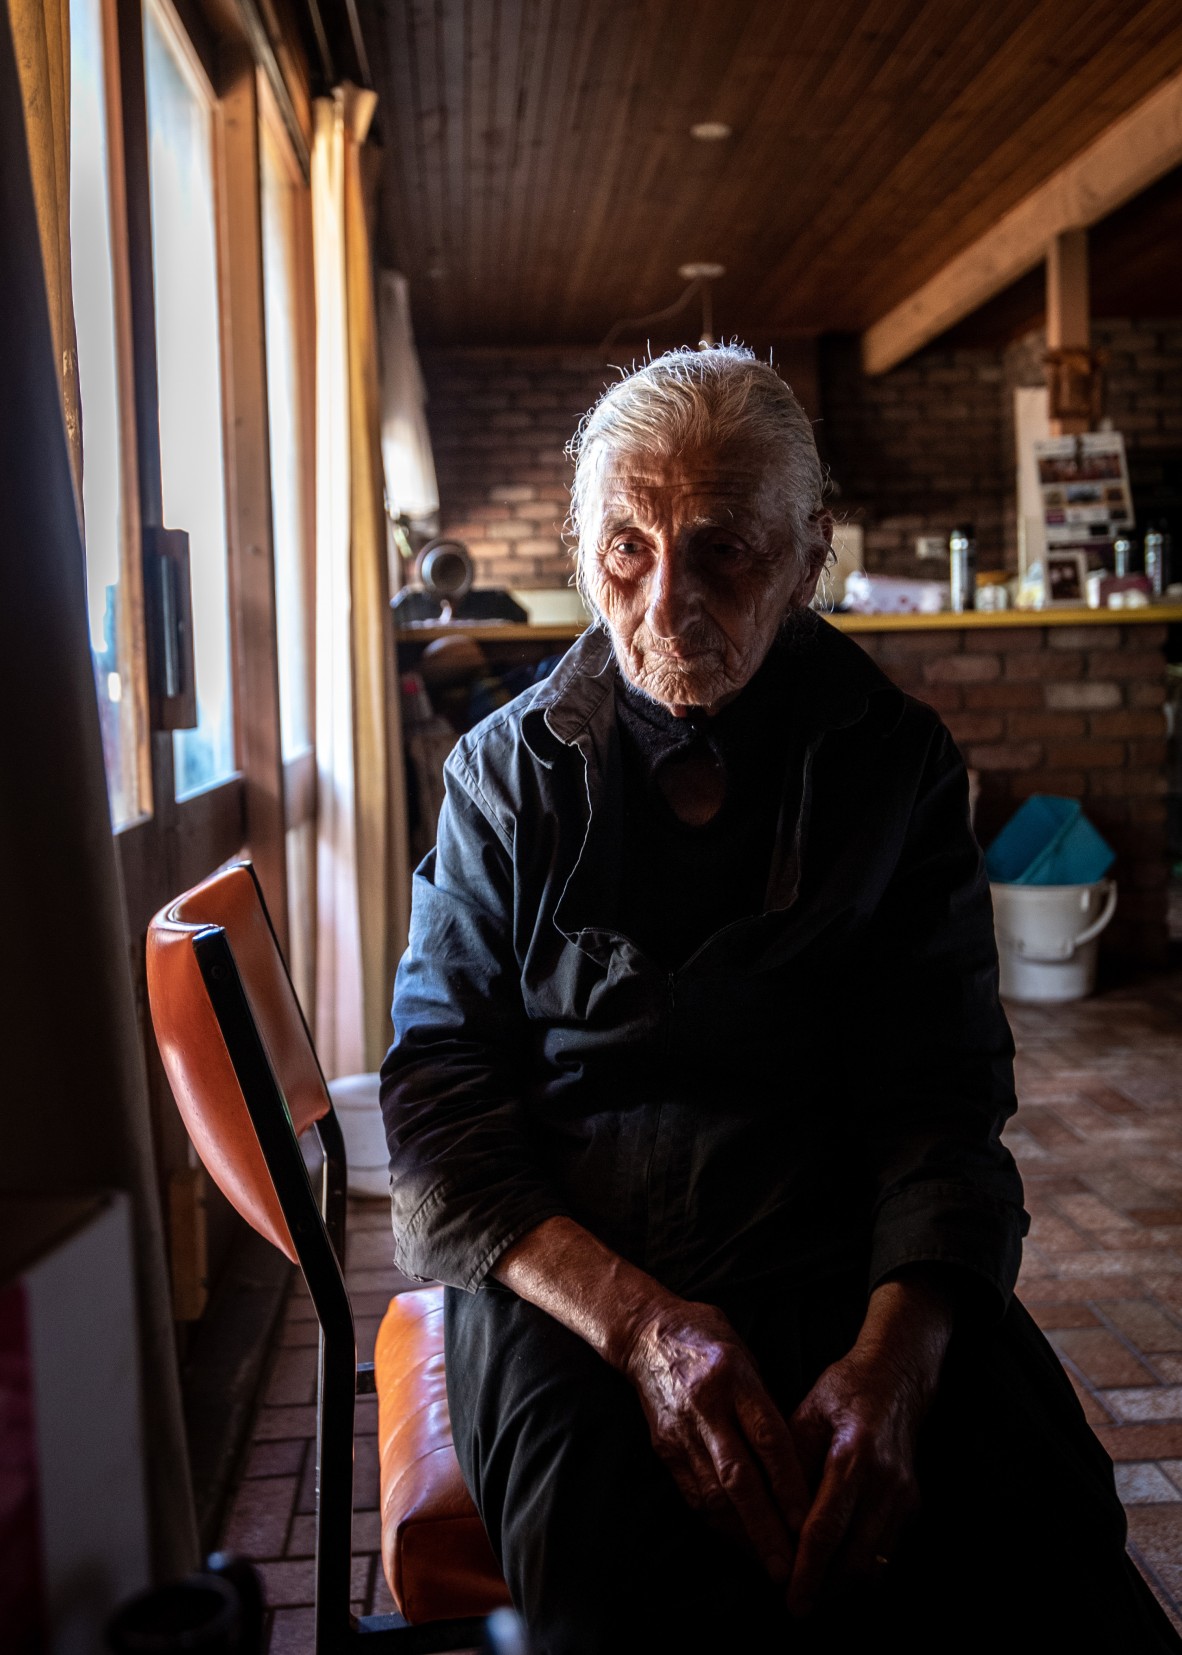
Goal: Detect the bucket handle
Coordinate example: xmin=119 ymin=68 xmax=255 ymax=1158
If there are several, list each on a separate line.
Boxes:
xmin=1073 ymin=880 xmax=1118 ymax=947
xmin=1012 ymin=880 xmax=1117 ymax=962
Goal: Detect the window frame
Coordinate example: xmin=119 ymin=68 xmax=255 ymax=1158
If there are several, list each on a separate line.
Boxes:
xmin=98 ymin=0 xmax=314 ymax=1315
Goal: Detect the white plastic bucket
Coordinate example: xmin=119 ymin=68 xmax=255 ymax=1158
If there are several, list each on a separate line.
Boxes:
xmin=991 ymin=880 xmax=1118 ymax=1003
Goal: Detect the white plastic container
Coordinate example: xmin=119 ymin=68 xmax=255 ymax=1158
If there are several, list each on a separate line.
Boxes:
xmin=990 ymin=880 xmax=1117 ymax=1003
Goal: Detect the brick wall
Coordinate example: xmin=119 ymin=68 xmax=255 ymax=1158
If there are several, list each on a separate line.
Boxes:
xmin=818 ymin=336 xmax=1008 ymax=575
xmin=422 ymin=348 xmax=611 ymax=589
xmin=423 ymin=322 xmax=1182 ymax=593
xmin=854 ymin=622 xmax=1171 ymax=968
xmin=822 ymin=319 xmax=1182 ymax=581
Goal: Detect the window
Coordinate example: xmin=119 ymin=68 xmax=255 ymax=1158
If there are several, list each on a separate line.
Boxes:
xmin=144 ymin=0 xmax=236 ymax=798
xmin=70 ymin=0 xmax=149 ymax=830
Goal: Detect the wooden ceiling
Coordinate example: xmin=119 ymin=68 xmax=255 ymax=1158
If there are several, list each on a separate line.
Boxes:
xmin=361 ymin=0 xmax=1182 ymax=349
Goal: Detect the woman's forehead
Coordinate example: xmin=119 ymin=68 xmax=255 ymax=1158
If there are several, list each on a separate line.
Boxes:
xmin=592 ymin=446 xmax=786 ymax=517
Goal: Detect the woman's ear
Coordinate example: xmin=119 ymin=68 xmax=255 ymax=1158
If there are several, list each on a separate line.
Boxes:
xmin=795 ymin=512 xmax=835 ymax=608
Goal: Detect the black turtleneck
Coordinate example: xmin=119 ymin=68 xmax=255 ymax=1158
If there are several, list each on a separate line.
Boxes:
xmin=614 ymin=645 xmax=795 ymax=969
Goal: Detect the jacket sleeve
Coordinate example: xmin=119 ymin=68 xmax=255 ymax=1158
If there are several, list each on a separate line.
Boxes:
xmin=379 ymin=749 xmax=568 ymax=1291
xmin=852 ymin=717 xmax=1029 ymax=1319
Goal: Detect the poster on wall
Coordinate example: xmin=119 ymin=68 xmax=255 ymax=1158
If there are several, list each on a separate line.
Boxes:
xmin=1033 ymin=432 xmax=1134 ymax=548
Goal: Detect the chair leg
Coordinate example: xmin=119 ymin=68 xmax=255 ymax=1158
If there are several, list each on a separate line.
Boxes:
xmin=316 ymin=1326 xmax=359 ymax=1654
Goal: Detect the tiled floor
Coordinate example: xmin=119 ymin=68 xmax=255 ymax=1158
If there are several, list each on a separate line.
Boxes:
xmin=220 ymin=973 xmax=1182 ymax=1649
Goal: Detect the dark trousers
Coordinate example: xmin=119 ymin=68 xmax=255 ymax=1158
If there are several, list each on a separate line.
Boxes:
xmin=446 ymin=1275 xmax=1181 ymax=1654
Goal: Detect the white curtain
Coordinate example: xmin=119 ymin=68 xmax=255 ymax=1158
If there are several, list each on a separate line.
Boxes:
xmin=312 ymin=85 xmax=411 ymax=1080
xmin=378 ymin=269 xmax=438 ymax=522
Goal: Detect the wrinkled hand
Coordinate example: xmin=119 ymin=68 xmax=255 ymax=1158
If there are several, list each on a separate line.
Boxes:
xmin=784 ymin=1268 xmax=959 ymax=1619
xmin=618 ymin=1298 xmax=811 ymax=1585
xmin=785 ymin=1343 xmax=927 ymax=1616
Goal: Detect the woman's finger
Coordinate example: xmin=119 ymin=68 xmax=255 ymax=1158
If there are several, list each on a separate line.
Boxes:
xmin=699 ymin=1418 xmax=797 ymax=1584
xmin=734 ymin=1387 xmax=812 ymax=1534
xmin=786 ymin=1451 xmax=860 ymax=1618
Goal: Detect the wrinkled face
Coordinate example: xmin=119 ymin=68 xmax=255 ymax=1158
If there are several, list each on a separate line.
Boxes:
xmin=582 ymin=445 xmax=829 ymax=716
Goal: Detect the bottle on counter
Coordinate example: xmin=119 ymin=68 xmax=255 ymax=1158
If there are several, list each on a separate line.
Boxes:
xmin=1113 ymin=533 xmax=1134 ymax=578
xmin=1144 ymin=523 xmax=1165 ymax=597
xmin=949 ymin=523 xmax=977 ymax=612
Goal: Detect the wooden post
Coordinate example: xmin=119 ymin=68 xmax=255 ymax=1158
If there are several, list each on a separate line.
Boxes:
xmin=1046 ymin=229 xmax=1091 ymax=435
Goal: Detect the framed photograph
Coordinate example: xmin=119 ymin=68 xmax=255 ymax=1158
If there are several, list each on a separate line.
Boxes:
xmin=1044 ymin=549 xmax=1089 ymax=607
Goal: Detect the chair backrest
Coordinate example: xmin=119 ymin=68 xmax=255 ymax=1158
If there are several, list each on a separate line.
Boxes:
xmin=147 ymin=862 xmax=331 ymax=1262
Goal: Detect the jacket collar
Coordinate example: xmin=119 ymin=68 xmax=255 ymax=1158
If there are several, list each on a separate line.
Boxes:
xmin=532 ymin=613 xmax=903 ymax=964
xmin=522 ymin=609 xmax=897 ymax=762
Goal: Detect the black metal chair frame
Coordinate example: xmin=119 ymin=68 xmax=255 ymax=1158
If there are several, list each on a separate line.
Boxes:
xmin=191 ymin=882 xmax=486 ymax=1655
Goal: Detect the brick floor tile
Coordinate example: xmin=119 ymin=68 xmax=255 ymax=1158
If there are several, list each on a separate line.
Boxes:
xmin=246 ymin=1439 xmax=308 ymax=1479
xmin=297 ymin=1451 xmax=316 ymax=1516
xmin=286 ymin=1513 xmax=315 ymax=1557
xmin=285 ymin=1508 xmax=382 ymax=1561
xmin=258 ymin=1559 xmax=316 ymax=1608
xmin=355 ymin=1396 xmax=379 ymax=1436
xmin=354 ymin=1435 xmax=381 ymax=1509
xmin=1067 ymin=1376 xmax=1115 ymax=1426
xmin=256 ymin=1556 xmax=371 ymax=1611
xmin=1029 ymin=1211 xmax=1093 ymax=1253
xmin=1030 ymin=1302 xmax=1100 ymax=1330
xmin=1151 ymin=1356 xmax=1182 ymax=1382
xmin=1129 ymin=1209 xmax=1182 ymax=1227
xmin=280 ymin=1319 xmax=319 ymax=1349
xmin=1015 ymin=1107 xmax=1086 ymax=1152
xmin=349 ymin=1202 xmax=395 ymax=1233
xmin=351 ymin=1289 xmax=404 ymax=1316
xmin=253 ymin=1405 xmax=318 ymax=1441
xmin=1083 ymin=1085 xmax=1147 ymax=1117
xmin=1115 ymin=1463 xmax=1182 ymax=1504
xmin=1055 ymin=1193 xmax=1140 ymax=1232
xmin=268 ymin=1605 xmax=314 ymax=1654
xmin=222 ymin=1474 xmax=298 ymax=1559
xmin=1126 ymin=1505 xmax=1182 ymax=1605
xmin=1050 ymin=1328 xmax=1157 ymax=1387
xmin=1099 ymin=1387 xmax=1182 ymax=1424
xmin=355 ymin=1316 xmax=384 ymax=1362
xmin=345 ymin=1231 xmax=400 ymax=1269
xmin=1056 ymin=1252 xmax=1182 ymax=1279
xmin=1097 ymin=1299 xmax=1182 ymax=1353
xmin=1097 ymin=1424 xmax=1182 ymax=1460
xmin=346 ymin=1269 xmax=410 ymax=1296
xmin=369 ymin=1566 xmax=401 ymax=1618
xmin=265 ymin=1347 xmax=318 ymax=1408
xmin=1160 ymin=1460 xmax=1182 ymax=1494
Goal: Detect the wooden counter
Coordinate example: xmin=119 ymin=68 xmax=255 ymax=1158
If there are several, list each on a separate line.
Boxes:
xmin=394 ymin=604 xmax=1182 ymax=644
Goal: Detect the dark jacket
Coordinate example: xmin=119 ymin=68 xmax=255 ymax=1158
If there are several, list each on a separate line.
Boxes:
xmin=381 ymin=615 xmax=1028 ymax=1310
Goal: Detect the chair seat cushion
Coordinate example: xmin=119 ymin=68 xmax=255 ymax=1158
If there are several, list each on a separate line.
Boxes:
xmin=376 ymin=1287 xmax=511 ymax=1623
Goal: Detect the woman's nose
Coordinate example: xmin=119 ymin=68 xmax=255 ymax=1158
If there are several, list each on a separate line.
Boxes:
xmin=646 ymin=549 xmax=698 ymax=640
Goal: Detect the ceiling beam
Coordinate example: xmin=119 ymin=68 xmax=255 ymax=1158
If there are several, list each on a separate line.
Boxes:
xmin=861 ymin=68 xmax=1182 ymax=375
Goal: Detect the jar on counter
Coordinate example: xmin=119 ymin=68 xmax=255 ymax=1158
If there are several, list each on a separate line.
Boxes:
xmin=949 ymin=523 xmax=977 ymax=612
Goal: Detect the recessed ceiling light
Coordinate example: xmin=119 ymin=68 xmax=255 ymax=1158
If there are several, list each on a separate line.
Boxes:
xmin=678 ymin=262 xmax=726 ymax=282
xmin=690 ymin=121 xmax=732 ymax=141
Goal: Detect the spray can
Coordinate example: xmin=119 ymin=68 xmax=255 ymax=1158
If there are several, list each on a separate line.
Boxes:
xmin=949 ymin=524 xmax=977 ymax=613
xmin=1144 ymin=524 xmax=1165 ymax=597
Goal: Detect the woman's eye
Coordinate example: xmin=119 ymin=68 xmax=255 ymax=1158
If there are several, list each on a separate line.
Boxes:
xmin=611 ymin=538 xmax=645 ymax=557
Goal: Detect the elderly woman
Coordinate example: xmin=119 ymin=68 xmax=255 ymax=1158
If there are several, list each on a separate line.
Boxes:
xmin=381 ymin=347 xmax=1176 ymax=1653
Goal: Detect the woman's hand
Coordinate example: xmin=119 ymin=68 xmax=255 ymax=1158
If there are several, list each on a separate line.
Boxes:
xmin=785 ymin=1270 xmax=956 ymax=1617
xmin=616 ymin=1297 xmax=812 ymax=1585
xmin=494 ymin=1218 xmax=813 ymax=1585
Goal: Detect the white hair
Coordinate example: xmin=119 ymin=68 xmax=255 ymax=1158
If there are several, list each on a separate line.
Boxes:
xmin=566 ymin=344 xmax=829 ymax=604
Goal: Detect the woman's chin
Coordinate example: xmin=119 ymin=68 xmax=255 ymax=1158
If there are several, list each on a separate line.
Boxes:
xmin=632 ymin=661 xmax=729 ymax=713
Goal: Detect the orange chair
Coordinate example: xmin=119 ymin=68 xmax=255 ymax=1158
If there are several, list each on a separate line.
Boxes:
xmin=147 ymin=862 xmax=510 ymax=1653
